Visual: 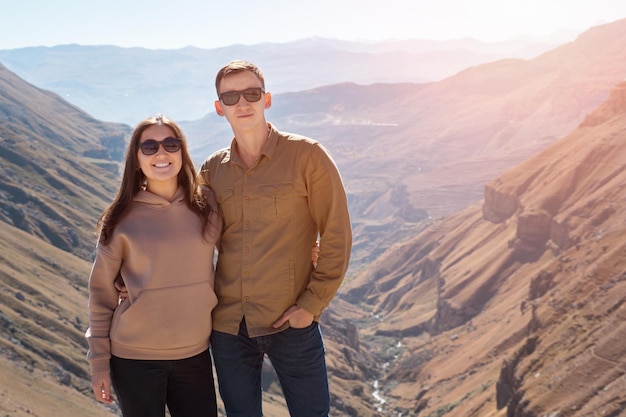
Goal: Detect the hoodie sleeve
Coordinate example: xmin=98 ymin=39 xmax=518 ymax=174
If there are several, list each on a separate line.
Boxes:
xmin=85 ymin=241 xmax=123 ymax=377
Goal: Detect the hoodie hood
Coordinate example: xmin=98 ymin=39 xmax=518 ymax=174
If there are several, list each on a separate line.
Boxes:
xmin=132 ymin=187 xmax=186 ymax=208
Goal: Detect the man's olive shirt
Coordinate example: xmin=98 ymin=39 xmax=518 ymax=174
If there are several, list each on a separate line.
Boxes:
xmin=198 ymin=123 xmax=352 ymax=337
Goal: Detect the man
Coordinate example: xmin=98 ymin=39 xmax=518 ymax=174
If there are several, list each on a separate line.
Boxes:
xmin=198 ymin=60 xmax=352 ymax=417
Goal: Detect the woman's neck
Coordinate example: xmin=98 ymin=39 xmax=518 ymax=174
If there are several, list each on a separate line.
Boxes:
xmin=146 ymin=179 xmax=178 ymax=201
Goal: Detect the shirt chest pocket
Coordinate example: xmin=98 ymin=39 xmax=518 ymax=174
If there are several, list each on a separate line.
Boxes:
xmin=214 ymin=187 xmax=239 ymax=225
xmin=259 ymin=183 xmax=294 ymax=222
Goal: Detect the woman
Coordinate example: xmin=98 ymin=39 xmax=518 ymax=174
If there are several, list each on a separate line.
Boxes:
xmin=86 ymin=114 xmax=220 ymax=417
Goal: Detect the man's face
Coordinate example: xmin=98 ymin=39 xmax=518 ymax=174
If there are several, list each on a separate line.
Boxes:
xmin=214 ymin=71 xmax=271 ymax=130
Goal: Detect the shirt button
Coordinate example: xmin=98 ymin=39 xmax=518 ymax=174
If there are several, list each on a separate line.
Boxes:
xmin=243 ymin=296 xmax=250 ymax=302
xmin=243 ymin=271 xmax=250 ymax=278
xmin=244 ymin=221 xmax=251 ymax=228
xmin=244 ymin=246 xmax=250 ymax=253
xmin=244 ymin=196 xmax=250 ymax=202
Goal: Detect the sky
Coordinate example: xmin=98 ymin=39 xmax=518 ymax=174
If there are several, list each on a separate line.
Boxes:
xmin=1 ymin=0 xmax=626 ymax=50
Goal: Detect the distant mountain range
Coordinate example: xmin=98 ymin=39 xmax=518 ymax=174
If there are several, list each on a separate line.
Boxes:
xmin=1 ymin=17 xmax=626 ymax=417
xmin=0 ymin=36 xmax=563 ymax=125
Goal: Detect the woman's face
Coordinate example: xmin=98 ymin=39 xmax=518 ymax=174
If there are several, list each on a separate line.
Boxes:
xmin=137 ymin=124 xmax=183 ymax=190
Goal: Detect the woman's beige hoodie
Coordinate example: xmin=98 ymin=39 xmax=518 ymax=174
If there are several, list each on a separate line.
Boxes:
xmin=85 ymin=188 xmax=221 ymax=378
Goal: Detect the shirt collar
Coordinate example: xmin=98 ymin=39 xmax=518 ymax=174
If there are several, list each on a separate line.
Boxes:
xmin=228 ymin=123 xmax=278 ymax=165
xmin=262 ymin=123 xmax=279 ymax=160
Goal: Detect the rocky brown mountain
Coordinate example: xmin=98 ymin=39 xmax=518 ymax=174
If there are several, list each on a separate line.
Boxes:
xmin=341 ymin=81 xmax=626 ymax=416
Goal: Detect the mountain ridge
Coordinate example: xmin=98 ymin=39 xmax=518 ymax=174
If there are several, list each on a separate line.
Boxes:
xmin=339 ymin=80 xmax=626 ymax=416
xmin=0 ymin=36 xmax=563 ymax=125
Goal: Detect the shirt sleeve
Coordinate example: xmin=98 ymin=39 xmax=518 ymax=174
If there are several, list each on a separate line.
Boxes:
xmin=297 ymin=142 xmax=352 ymax=316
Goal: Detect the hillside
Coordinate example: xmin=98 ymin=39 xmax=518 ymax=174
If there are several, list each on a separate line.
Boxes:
xmin=0 ymin=63 xmax=131 ymax=415
xmin=341 ymin=81 xmax=626 ymax=416
xmin=0 ymin=221 xmax=119 ymax=417
xmin=0 ymin=62 xmax=129 ymax=260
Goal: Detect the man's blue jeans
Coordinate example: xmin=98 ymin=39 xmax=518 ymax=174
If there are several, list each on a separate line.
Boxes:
xmin=210 ymin=319 xmax=330 ymax=417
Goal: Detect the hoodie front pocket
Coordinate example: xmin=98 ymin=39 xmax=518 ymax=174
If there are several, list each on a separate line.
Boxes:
xmin=110 ymin=281 xmax=217 ymax=350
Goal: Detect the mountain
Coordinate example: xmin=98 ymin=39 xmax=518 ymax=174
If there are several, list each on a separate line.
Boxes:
xmin=0 ymin=62 xmax=131 ymax=416
xmin=0 ymin=63 xmax=129 ymax=260
xmin=0 ymin=221 xmax=118 ymax=417
xmin=231 ymin=17 xmax=626 ymax=274
xmin=0 ymin=37 xmax=561 ymax=125
xmin=2 ymin=20 xmax=626 ymax=417
xmin=340 ymin=81 xmax=626 ymax=415
xmin=2 ymin=20 xmax=622 ymax=273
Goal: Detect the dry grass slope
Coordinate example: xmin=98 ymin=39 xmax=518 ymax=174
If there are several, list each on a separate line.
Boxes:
xmin=0 ymin=222 xmax=120 ymax=416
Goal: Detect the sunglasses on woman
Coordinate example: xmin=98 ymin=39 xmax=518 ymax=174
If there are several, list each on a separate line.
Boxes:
xmin=139 ymin=137 xmax=182 ymax=155
xmin=218 ymin=87 xmax=265 ymax=106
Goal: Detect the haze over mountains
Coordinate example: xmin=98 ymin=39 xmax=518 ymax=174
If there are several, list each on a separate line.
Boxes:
xmin=341 ymin=80 xmax=626 ymax=416
xmin=1 ymin=18 xmax=626 ymax=416
xmin=0 ymin=36 xmax=564 ymax=125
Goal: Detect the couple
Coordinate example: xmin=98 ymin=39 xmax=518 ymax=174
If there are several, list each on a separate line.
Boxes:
xmin=85 ymin=60 xmax=353 ymax=417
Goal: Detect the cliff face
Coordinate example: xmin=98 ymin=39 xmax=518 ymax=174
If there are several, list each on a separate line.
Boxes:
xmin=581 ymin=80 xmax=626 ymax=126
xmin=482 ymin=80 xmax=626 ymax=255
xmin=482 ymin=184 xmax=520 ymax=223
xmin=341 ymin=81 xmax=626 ymax=416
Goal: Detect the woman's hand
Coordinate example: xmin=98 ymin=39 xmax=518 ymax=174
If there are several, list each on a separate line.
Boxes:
xmin=312 ymin=240 xmax=320 ymax=268
xmin=91 ymin=374 xmax=113 ymax=404
xmin=114 ymin=274 xmax=128 ymax=302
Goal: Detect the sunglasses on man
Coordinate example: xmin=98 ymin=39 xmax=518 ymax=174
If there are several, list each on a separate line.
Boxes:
xmin=218 ymin=87 xmax=265 ymax=106
xmin=139 ymin=137 xmax=182 ymax=155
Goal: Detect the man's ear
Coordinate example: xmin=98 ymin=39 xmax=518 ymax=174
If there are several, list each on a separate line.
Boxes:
xmin=215 ymin=100 xmax=225 ymax=116
xmin=265 ymin=92 xmax=272 ymax=109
